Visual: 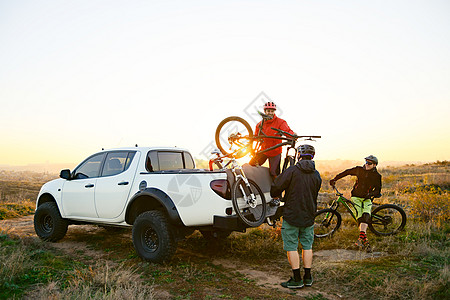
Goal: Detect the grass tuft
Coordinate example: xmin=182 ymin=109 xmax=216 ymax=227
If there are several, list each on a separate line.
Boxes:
xmin=0 ymin=199 xmax=35 ymax=220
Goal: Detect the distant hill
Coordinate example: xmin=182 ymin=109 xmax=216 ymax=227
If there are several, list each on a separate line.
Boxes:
xmin=0 ymin=163 xmax=77 ymax=175
xmin=0 ymin=159 xmax=431 ymax=175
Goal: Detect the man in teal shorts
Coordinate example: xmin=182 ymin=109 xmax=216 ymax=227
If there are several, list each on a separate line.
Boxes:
xmin=271 ymin=145 xmax=322 ymax=289
xmin=330 ymin=155 xmax=382 ymax=250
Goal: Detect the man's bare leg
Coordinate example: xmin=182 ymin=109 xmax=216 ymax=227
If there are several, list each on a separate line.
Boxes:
xmin=302 ymin=249 xmax=312 ymax=268
xmin=287 ymin=251 xmax=300 ymax=269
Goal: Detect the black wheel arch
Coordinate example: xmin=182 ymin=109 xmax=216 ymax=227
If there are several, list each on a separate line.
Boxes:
xmin=125 ymin=188 xmax=183 ymax=226
xmin=37 ymin=193 xmax=57 ymax=207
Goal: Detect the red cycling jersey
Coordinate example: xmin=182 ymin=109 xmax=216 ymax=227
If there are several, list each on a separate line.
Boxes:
xmin=254 ymin=114 xmax=294 ymax=157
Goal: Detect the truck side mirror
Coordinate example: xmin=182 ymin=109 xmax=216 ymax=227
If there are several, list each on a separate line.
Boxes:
xmin=60 ymin=169 xmax=72 ymax=180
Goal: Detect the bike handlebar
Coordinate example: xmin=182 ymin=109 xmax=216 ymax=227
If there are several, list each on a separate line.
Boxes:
xmin=331 ymin=185 xmax=379 ymax=200
xmin=270 ymin=127 xmax=321 ymax=140
xmin=332 ymin=186 xmax=344 ymax=196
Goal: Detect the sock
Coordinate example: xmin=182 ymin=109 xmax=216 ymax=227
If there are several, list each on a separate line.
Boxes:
xmin=304 ymin=268 xmax=311 ymax=280
xmin=292 ymin=268 xmax=301 ymax=282
xmin=359 ymin=231 xmax=367 ymax=241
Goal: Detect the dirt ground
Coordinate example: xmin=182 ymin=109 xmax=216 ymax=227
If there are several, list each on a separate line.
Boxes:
xmin=0 ymin=215 xmax=386 ymax=299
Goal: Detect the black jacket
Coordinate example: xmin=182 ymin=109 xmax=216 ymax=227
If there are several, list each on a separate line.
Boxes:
xmin=332 ymin=166 xmax=382 ymax=198
xmin=270 ymin=160 xmax=322 ymax=227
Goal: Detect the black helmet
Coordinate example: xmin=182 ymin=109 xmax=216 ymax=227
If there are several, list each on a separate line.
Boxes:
xmin=365 ymin=155 xmax=378 ymax=165
xmin=298 ymin=144 xmax=315 ymax=158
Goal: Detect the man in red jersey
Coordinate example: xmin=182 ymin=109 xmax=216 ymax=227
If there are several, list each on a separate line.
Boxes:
xmin=249 ymin=101 xmax=295 ymax=178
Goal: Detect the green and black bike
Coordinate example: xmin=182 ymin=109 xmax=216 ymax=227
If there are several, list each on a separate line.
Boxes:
xmin=314 ymin=186 xmax=407 ymax=238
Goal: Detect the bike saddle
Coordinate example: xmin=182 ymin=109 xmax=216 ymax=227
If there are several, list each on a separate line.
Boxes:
xmin=211 ymin=149 xmax=221 ymax=155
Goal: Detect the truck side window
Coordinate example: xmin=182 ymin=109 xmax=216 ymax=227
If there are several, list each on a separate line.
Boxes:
xmin=73 ymin=153 xmax=105 ymax=179
xmin=102 ymin=152 xmax=129 ymax=177
xmin=146 ymin=151 xmax=159 ymax=172
xmin=146 ymin=155 xmax=154 ymax=172
xmin=158 ymin=152 xmax=184 ymax=170
xmin=183 ymin=152 xmax=195 ymax=169
xmin=124 ymin=152 xmax=136 ymax=171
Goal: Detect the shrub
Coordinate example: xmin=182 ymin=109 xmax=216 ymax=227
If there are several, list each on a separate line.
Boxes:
xmin=409 ymin=186 xmax=450 ymax=228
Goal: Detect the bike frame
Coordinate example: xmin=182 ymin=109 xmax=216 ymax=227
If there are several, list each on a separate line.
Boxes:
xmin=209 ymin=149 xmax=258 ymax=208
xmin=253 ymin=112 xmax=320 ymax=155
xmin=327 ymin=187 xmax=386 ymax=225
xmin=231 ymin=160 xmax=258 ymax=208
xmin=212 ymin=113 xmax=320 ymax=172
xmin=328 ymin=193 xmax=359 ymax=222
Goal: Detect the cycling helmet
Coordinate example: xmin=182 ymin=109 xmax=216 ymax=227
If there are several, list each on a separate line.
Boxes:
xmin=365 ymin=155 xmax=378 ymax=165
xmin=298 ymin=144 xmax=315 ymax=158
xmin=263 ymin=101 xmax=276 ymax=110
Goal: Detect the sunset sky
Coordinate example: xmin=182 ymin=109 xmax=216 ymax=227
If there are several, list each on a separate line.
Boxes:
xmin=1 ymin=0 xmax=449 ymax=168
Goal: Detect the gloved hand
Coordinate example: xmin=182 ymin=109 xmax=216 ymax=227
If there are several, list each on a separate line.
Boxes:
xmin=329 ymin=179 xmax=336 ymax=187
xmin=367 ymin=192 xmax=381 ymax=199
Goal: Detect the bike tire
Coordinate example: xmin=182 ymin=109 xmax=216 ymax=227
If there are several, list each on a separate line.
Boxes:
xmin=314 ymin=208 xmax=342 ymax=238
xmin=368 ymin=204 xmax=407 ymax=236
xmin=215 ymin=116 xmax=254 ymax=158
xmin=282 ymin=156 xmax=295 ymax=173
xmin=231 ymin=178 xmax=267 ymax=227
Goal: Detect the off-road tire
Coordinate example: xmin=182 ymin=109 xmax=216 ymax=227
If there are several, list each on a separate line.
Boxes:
xmin=34 ymin=202 xmax=69 ymax=242
xmin=314 ymin=208 xmax=342 ymax=238
xmin=132 ymin=210 xmax=177 ymax=263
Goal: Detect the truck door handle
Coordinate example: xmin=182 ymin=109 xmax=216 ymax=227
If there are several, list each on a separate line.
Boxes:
xmin=118 ymin=181 xmax=129 ymax=186
xmin=85 ymin=184 xmax=94 ymax=188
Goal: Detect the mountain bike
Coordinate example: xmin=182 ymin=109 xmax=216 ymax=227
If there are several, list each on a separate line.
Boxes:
xmin=214 ymin=114 xmax=320 ymax=172
xmin=314 ymin=186 xmax=407 ymax=238
xmin=209 ymin=148 xmax=267 ymax=227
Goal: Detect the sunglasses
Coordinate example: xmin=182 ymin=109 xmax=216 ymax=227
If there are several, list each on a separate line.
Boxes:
xmin=365 ymin=161 xmax=374 ymax=166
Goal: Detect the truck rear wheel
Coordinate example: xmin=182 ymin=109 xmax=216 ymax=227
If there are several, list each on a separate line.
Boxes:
xmin=34 ymin=202 xmax=68 ymax=242
xmin=132 ymin=210 xmax=177 ymax=263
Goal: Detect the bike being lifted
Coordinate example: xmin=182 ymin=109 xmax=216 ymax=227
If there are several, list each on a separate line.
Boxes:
xmin=211 ymin=113 xmax=321 ymax=227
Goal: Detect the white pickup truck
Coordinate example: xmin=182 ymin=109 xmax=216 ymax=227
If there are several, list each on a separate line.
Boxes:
xmin=34 ymin=146 xmax=280 ymax=262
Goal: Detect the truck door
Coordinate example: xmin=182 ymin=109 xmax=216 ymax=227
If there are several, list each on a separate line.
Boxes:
xmin=61 ymin=153 xmax=105 ymax=218
xmin=94 ymin=151 xmax=138 ymax=219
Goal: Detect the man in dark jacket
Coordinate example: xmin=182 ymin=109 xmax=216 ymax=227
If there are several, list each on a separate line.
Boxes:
xmin=330 ymin=155 xmax=382 ymax=250
xmin=271 ymin=144 xmax=322 ymax=289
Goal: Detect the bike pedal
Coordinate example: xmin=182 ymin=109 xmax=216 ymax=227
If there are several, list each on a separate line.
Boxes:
xmin=269 ymin=199 xmax=280 ymax=207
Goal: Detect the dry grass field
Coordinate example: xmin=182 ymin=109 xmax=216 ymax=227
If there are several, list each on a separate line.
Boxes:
xmin=0 ymin=161 xmax=448 ymax=299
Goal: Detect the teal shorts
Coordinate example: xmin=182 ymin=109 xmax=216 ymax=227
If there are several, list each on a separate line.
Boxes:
xmin=351 ymin=197 xmax=372 ymax=219
xmin=281 ymin=220 xmax=314 ymax=251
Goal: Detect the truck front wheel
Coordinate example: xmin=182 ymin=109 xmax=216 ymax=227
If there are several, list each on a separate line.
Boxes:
xmin=132 ymin=210 xmax=177 ymax=263
xmin=34 ymin=202 xmax=68 ymax=242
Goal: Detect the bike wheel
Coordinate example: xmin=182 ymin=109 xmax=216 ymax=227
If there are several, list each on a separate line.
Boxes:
xmin=314 ymin=208 xmax=342 ymax=238
xmin=368 ymin=204 xmax=407 ymax=236
xmin=282 ymin=156 xmax=295 ymax=172
xmin=231 ymin=178 xmax=267 ymax=227
xmin=215 ymin=116 xmax=254 ymax=158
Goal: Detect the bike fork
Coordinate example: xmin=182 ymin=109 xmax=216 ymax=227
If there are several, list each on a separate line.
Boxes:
xmin=237 ymin=176 xmax=257 ymax=208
